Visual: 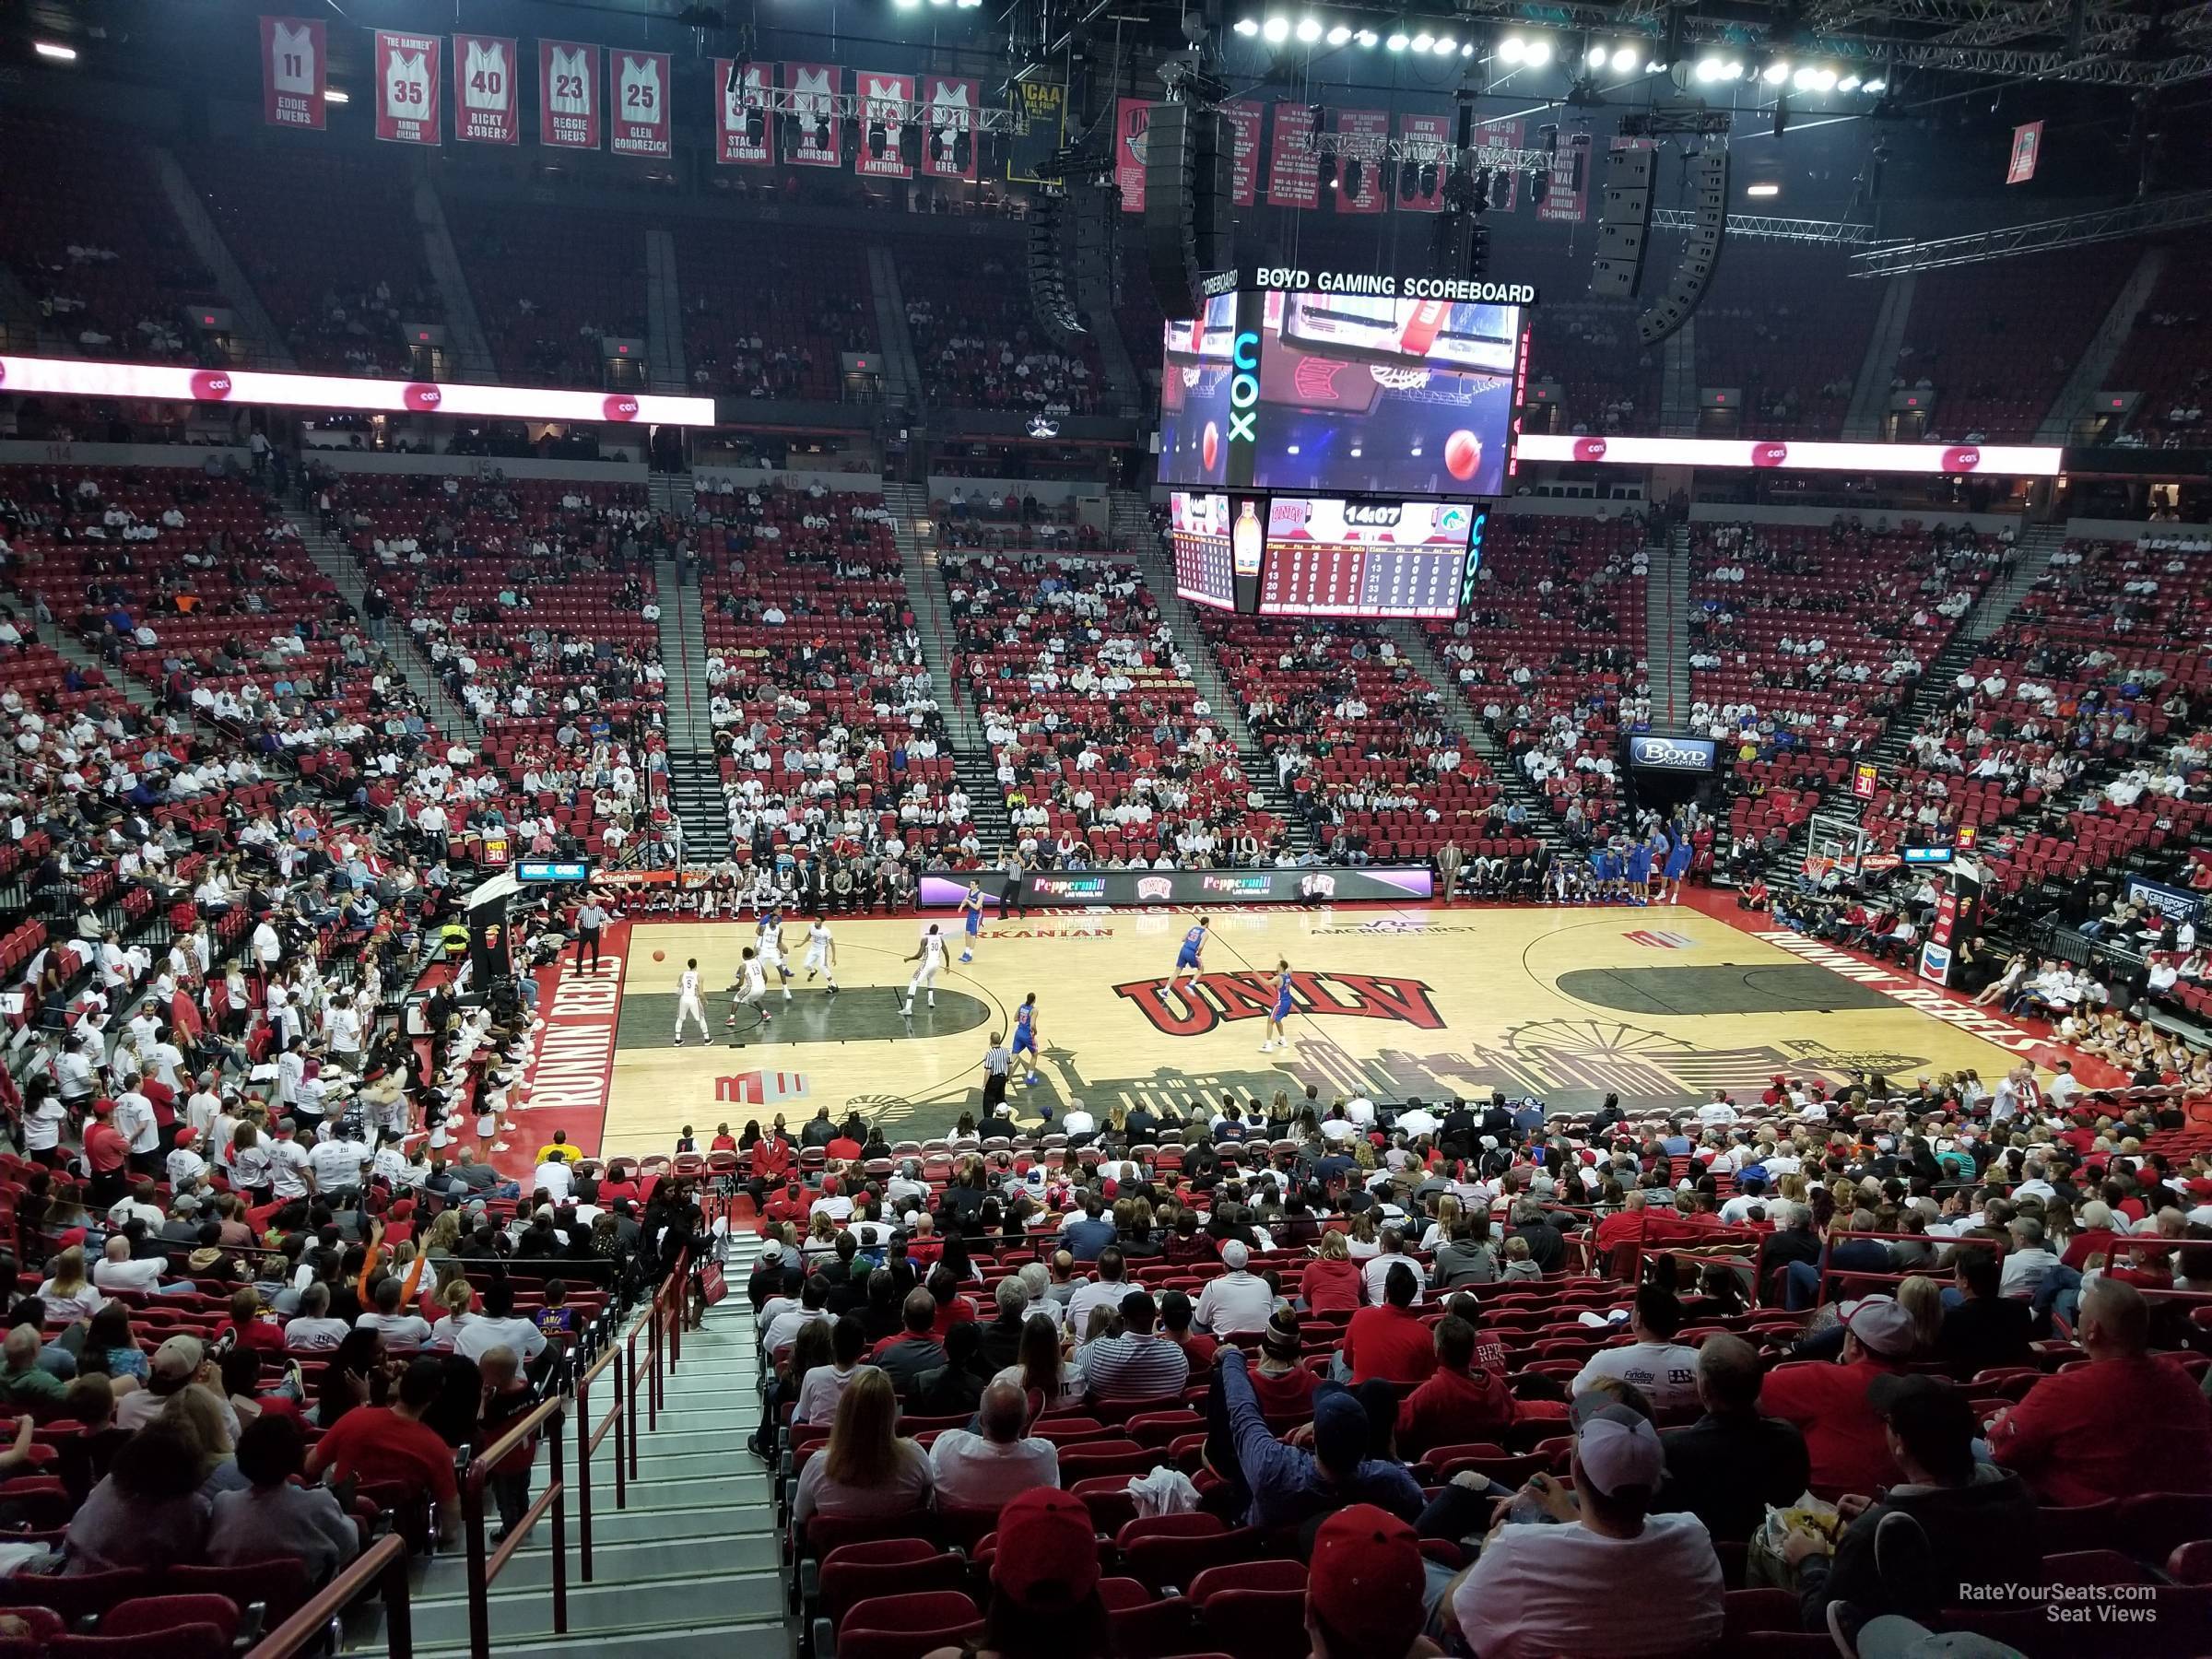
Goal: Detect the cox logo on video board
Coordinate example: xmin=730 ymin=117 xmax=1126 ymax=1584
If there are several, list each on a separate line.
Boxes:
xmin=1628 ymin=735 xmax=1718 ymax=773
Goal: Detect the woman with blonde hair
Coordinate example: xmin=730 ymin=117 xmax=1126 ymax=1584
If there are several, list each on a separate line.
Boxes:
xmin=421 ymin=1210 xmax=464 ymax=1260
xmin=1299 ymin=1228 xmax=1364 ymax=1312
xmin=1896 ymin=1274 xmax=1945 ymax=1354
xmin=1345 ymin=1211 xmax=1381 ymax=1260
xmin=429 ymin=1276 xmax=477 ymax=1349
xmin=163 ymin=1383 xmax=249 ymax=1496
xmin=789 ymin=1367 xmax=933 ymax=1523
xmin=1420 ymin=1194 xmax=1463 ymax=1253
xmin=805 ymin=1211 xmax=839 ymax=1257
xmin=37 ymin=1245 xmax=103 ymax=1323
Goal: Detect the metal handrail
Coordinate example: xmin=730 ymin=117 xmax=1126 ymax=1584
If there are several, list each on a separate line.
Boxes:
xmin=244 ymin=1533 xmax=414 ymax=1659
xmin=461 ymin=1390 xmax=570 ymax=1659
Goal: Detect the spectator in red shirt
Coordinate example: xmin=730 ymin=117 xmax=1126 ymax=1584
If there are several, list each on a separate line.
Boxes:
xmin=1343 ymin=1261 xmax=1437 ymax=1385
xmin=1757 ymin=1297 xmax=1919 ymax=1492
xmin=82 ymin=1100 xmax=132 ymax=1206
xmin=1159 ymin=1289 xmax=1218 ymax=1371
xmin=1986 ymin=1277 xmax=2212 ymax=1507
xmin=1244 ymin=1309 xmax=1318 ymax=1421
xmin=710 ymin=1123 xmax=739 ymax=1153
xmin=303 ymin=1356 xmax=461 ymax=1546
xmin=215 ymin=1287 xmax=287 ymax=1355
xmin=1397 ymin=1313 xmax=1518 ymax=1459
xmin=1299 ymin=1230 xmax=1363 ymax=1312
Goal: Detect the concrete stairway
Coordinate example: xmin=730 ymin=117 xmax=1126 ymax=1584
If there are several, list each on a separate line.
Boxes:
xmin=1843 ymin=274 xmax=1916 ymax=441
xmin=1390 ymin=624 xmax=1566 ymax=853
xmin=153 ymin=147 xmax=296 ymax=371
xmin=1659 ymin=320 xmax=1700 ymax=437
xmin=1965 ymin=524 xmax=2065 ymax=644
xmin=644 ymin=229 xmax=688 ymax=394
xmin=1106 ymin=487 xmax=1156 ymax=551
xmin=415 ymin=183 xmax=499 ymax=382
xmin=865 ymin=246 xmax=921 ymax=410
xmin=653 ymin=558 xmax=712 ymax=753
xmin=1650 ymin=522 xmax=1692 ymax=728
xmin=402 ymin=1236 xmax=789 ymax=1658
xmin=2037 ymin=246 xmax=2167 ymax=444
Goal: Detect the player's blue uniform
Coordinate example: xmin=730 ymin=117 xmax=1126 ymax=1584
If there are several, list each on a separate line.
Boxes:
xmin=1012 ymin=1002 xmax=1039 ymax=1081
xmin=1628 ymin=841 xmax=1654 ymax=886
xmin=1271 ymin=970 xmax=1293 ymax=1022
xmin=1175 ymin=924 xmax=1207 ymax=971
xmin=961 ymin=891 xmax=983 ymax=935
xmin=1665 ymin=829 xmax=1693 ymax=881
xmin=1593 ymin=848 xmax=1617 ymax=887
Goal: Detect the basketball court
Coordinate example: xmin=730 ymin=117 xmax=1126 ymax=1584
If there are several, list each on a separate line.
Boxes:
xmin=559 ymin=901 xmax=2065 ymax=1157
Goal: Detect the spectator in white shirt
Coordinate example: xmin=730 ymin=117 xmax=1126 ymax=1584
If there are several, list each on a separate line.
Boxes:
xmin=452 ymin=1278 xmax=549 ymax=1366
xmin=1194 ymin=1240 xmax=1277 ymax=1336
xmin=1998 ymin=1218 xmax=2063 ymax=1300
xmin=355 ymin=1276 xmax=432 ymax=1347
xmin=1570 ymin=1286 xmax=1702 ymax=1415
xmin=91 ymin=1235 xmax=170 ymax=1295
xmin=1360 ymin=1229 xmax=1424 ymax=1307
xmin=927 ymin=1381 xmax=1060 ymax=1507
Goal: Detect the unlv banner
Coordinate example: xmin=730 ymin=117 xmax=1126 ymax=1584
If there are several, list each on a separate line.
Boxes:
xmin=372 ymin=31 xmax=440 ymax=146
xmin=1223 ymin=101 xmax=1264 ymax=206
xmin=540 ymin=40 xmax=601 ymax=149
xmin=453 ymin=34 xmax=519 ymax=145
xmin=1396 ymin=112 xmax=1451 ymax=211
xmin=784 ymin=63 xmax=842 ymax=167
xmin=1335 ymin=110 xmax=1389 ymax=213
xmin=1114 ymin=99 xmax=1150 ymax=213
xmin=855 ymin=71 xmax=915 ymax=180
xmin=1266 ymin=101 xmax=1321 ymax=208
xmin=716 ymin=58 xmax=772 ymax=165
xmin=922 ymin=76 xmax=980 ymax=181
xmin=260 ymin=17 xmax=326 ymax=131
xmin=1476 ymin=119 xmax=1525 ymax=208
xmin=610 ymin=51 xmax=672 ymax=158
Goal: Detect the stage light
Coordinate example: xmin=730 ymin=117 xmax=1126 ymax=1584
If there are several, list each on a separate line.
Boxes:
xmin=1610 ymin=44 xmax=1639 ymax=72
xmin=1725 ymin=60 xmax=1746 ymax=79
xmin=1411 ymin=30 xmax=1433 ymax=51
xmin=1586 ymin=42 xmax=1607 ymax=66
xmin=1400 ymin=160 xmax=1419 ymax=199
xmin=1296 ymin=18 xmax=1323 ymax=42
xmin=1355 ymin=29 xmax=1378 ymax=45
xmin=325 ymin=88 xmax=350 ymax=103
xmin=1646 ymin=58 xmax=1665 ymax=74
xmin=1763 ymin=59 xmax=1790 ymax=83
xmin=1810 ymin=66 xmax=1837 ymax=89
xmin=1463 ymin=42 xmax=1476 ymax=55
xmin=1525 ymin=38 xmax=1552 ymax=65
xmin=1792 ymin=65 xmax=1816 ymax=89
xmin=1320 ymin=154 xmax=1338 ymax=188
xmin=1386 ymin=30 xmax=1409 ymax=50
xmin=1837 ymin=73 xmax=1862 ymax=90
xmin=1864 ymin=76 xmax=1887 ymax=92
xmin=1695 ymin=56 xmax=1723 ymax=81
xmin=33 ymin=41 xmax=76 ymax=62
xmin=1234 ymin=17 xmax=1261 ymax=35
xmin=1263 ymin=16 xmax=1290 ymax=41
xmin=1747 ymin=181 xmax=1781 ymax=197
xmin=1433 ymin=34 xmax=1457 ymax=54
xmin=1326 ymin=24 xmax=1352 ymax=45
xmin=1498 ymin=34 xmax=1527 ymax=64
xmin=1344 ymin=158 xmax=1363 ymax=194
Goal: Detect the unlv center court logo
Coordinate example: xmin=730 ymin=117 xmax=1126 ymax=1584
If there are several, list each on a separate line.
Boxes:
xmin=1115 ymin=971 xmax=1444 ymax=1038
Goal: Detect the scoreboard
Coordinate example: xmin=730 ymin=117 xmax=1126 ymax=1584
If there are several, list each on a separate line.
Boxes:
xmin=1168 ymin=490 xmax=1237 ymax=610
xmin=1257 ymin=496 xmax=1481 ymax=620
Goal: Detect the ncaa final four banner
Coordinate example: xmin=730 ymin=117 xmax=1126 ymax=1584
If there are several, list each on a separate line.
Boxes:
xmin=260 ymin=16 xmax=326 ymax=131
xmin=1266 ymin=101 xmax=1321 ymax=208
xmin=1395 ymin=112 xmax=1451 ymax=211
xmin=1114 ymin=99 xmax=1150 ymax=213
xmin=855 ymin=71 xmax=916 ymax=180
xmin=539 ymin=40 xmax=601 ymax=149
xmin=922 ymin=76 xmax=980 ymax=181
xmin=1223 ymin=101 xmax=1264 ymax=206
xmin=610 ymin=51 xmax=672 ymax=159
xmin=453 ymin=34 xmax=519 ymax=145
xmin=784 ymin=63 xmax=842 ymax=167
xmin=1334 ymin=110 xmax=1390 ymax=213
xmin=372 ymin=32 xmax=441 ymax=146
xmin=716 ymin=59 xmax=772 ymax=166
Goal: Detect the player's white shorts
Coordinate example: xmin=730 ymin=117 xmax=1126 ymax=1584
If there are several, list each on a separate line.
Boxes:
xmin=909 ymin=962 xmax=941 ymax=987
xmin=805 ymin=946 xmax=831 ymax=973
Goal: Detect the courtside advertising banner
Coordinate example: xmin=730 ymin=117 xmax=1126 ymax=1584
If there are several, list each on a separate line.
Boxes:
xmin=920 ymin=866 xmax=1437 ymax=907
xmin=1223 ymin=101 xmax=1264 ymax=206
xmin=261 ymin=17 xmax=326 ymax=131
xmin=1266 ymin=101 xmax=1322 ymax=208
xmin=784 ymin=63 xmax=842 ymax=167
xmin=1395 ymin=112 xmax=1451 ymax=211
xmin=716 ymin=59 xmax=773 ymax=165
xmin=1115 ymin=98 xmax=1150 ymax=212
xmin=1334 ymin=110 xmax=1390 ymax=213
xmin=610 ymin=51 xmax=672 ymax=158
xmin=540 ymin=40 xmax=602 ymax=150
xmin=453 ymin=34 xmax=520 ymax=145
xmin=922 ymin=76 xmax=980 ymax=181
xmin=372 ymin=31 xmax=441 ymax=146
xmin=1513 ymin=433 xmax=2065 ymax=476
xmin=855 ymin=71 xmax=916 ymax=180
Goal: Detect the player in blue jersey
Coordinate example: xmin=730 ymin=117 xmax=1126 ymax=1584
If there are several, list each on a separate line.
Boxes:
xmin=1171 ymin=916 xmax=1211 ymax=993
xmin=1011 ymin=992 xmax=1041 ymax=1086
xmin=1663 ymin=820 xmax=1694 ymax=903
xmin=1259 ymin=959 xmax=1294 ymax=1053
xmin=1627 ymin=835 xmax=1655 ymax=905
xmin=959 ymin=880 xmax=985 ymax=963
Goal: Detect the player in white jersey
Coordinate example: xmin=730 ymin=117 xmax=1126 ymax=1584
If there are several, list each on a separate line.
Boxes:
xmin=901 ymin=924 xmax=947 ymax=1016
xmin=674 ymin=957 xmax=711 ymax=1045
xmin=803 ymin=915 xmax=839 ymax=992
xmin=755 ymin=912 xmax=794 ymax=1001
xmin=727 ymin=947 xmax=773 ymax=1030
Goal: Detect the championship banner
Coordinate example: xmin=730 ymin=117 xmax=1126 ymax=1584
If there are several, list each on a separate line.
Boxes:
xmin=784 ymin=63 xmax=842 ymax=167
xmin=539 ymin=40 xmax=602 ymax=150
xmin=1266 ymin=101 xmax=1322 ymax=208
xmin=1223 ymin=101 xmax=1264 ymax=206
xmin=1476 ymin=118 xmax=1525 ymax=208
xmin=1334 ymin=110 xmax=1390 ymax=213
xmin=922 ymin=76 xmax=980 ymax=180
xmin=1007 ymin=80 xmax=1067 ymax=182
xmin=1114 ymin=98 xmax=1151 ymax=213
xmin=610 ymin=51 xmax=672 ymax=158
xmin=453 ymin=34 xmax=519 ymax=145
xmin=855 ymin=71 xmax=916 ymax=180
xmin=1395 ymin=112 xmax=1451 ymax=211
xmin=372 ymin=31 xmax=441 ymax=146
xmin=2007 ymin=120 xmax=2043 ymax=184
xmin=260 ymin=17 xmax=326 ymax=132
xmin=716 ymin=58 xmax=772 ymax=165
xmin=1537 ymin=130 xmax=1591 ymax=222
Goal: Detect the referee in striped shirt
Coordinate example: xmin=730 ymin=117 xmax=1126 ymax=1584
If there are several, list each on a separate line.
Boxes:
xmin=981 ymin=1030 xmax=1012 ymax=1116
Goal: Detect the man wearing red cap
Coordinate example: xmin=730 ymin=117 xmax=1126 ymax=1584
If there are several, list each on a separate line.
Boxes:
xmin=921 ymin=1487 xmax=1101 ymax=1659
xmin=1305 ymin=1503 xmax=1431 ymax=1659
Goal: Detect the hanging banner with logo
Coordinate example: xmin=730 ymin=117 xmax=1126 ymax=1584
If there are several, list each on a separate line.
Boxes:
xmin=1334 ymin=110 xmax=1389 ymax=213
xmin=1477 ymin=118 xmax=1526 ymax=209
xmin=1222 ymin=101 xmax=1264 ymax=206
xmin=1395 ymin=112 xmax=1452 ymax=212
xmin=1537 ymin=131 xmax=1591 ymax=222
xmin=784 ymin=62 xmax=842 ymax=167
xmin=922 ymin=76 xmax=980 ymax=181
xmin=2006 ymin=120 xmax=2043 ymax=184
xmin=854 ymin=70 xmax=916 ymax=179
xmin=715 ymin=58 xmax=772 ymax=165
xmin=261 ymin=17 xmax=326 ymax=131
xmin=610 ymin=51 xmax=672 ymax=157
xmin=372 ymin=31 xmax=441 ymax=146
xmin=453 ymin=34 xmax=519 ymax=145
xmin=1008 ymin=80 xmax=1067 ymax=182
xmin=1266 ymin=101 xmax=1321 ymax=208
xmin=539 ymin=40 xmax=602 ymax=150
xmin=1114 ymin=99 xmax=1151 ymax=213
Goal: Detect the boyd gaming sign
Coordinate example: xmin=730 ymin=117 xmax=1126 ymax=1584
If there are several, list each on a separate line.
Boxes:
xmin=1627 ymin=735 xmax=1718 ymax=773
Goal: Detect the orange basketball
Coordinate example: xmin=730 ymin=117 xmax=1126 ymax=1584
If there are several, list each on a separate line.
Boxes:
xmin=653 ymin=949 xmax=665 ymax=961
xmin=1444 ymin=429 xmax=1482 ymax=481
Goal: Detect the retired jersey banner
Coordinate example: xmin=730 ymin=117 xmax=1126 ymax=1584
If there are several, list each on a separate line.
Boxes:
xmin=715 ymin=58 xmax=772 ymax=165
xmin=540 ymin=40 xmax=601 ymax=149
xmin=1223 ymin=101 xmax=1264 ymax=206
xmin=922 ymin=76 xmax=980 ymax=180
xmin=1476 ymin=118 xmax=1525 ymax=209
xmin=784 ymin=63 xmax=842 ymax=167
xmin=1395 ymin=112 xmax=1451 ymax=211
xmin=1114 ymin=99 xmax=1151 ymax=213
xmin=453 ymin=34 xmax=519 ymax=144
xmin=261 ymin=17 xmax=326 ymax=131
xmin=610 ymin=51 xmax=672 ymax=158
xmin=1538 ymin=131 xmax=1591 ymax=222
xmin=373 ymin=32 xmax=440 ymax=146
xmin=855 ymin=71 xmax=916 ymax=179
xmin=1334 ymin=110 xmax=1389 ymax=213
xmin=1266 ymin=101 xmax=1321 ymax=208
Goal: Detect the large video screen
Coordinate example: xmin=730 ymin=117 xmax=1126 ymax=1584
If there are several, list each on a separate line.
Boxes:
xmin=1168 ymin=490 xmax=1236 ymax=610
xmin=1156 ymin=293 xmax=1241 ymax=488
xmin=1254 ymin=293 xmax=1518 ymax=495
xmin=1260 ymin=496 xmax=1480 ymax=619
